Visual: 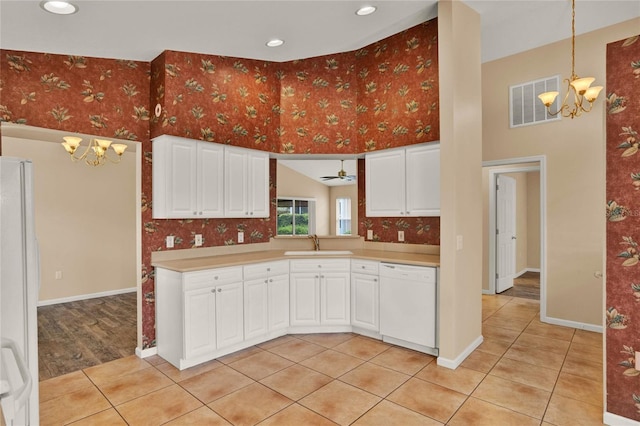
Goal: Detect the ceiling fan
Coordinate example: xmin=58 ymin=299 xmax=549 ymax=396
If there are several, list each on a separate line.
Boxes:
xmin=321 ymin=160 xmax=356 ymax=182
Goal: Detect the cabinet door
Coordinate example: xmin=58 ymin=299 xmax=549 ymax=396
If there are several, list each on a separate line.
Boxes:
xmin=159 ymin=137 xmax=198 ymax=218
xmin=406 ymin=143 xmax=440 ymax=216
xmin=365 ymin=149 xmax=406 ymax=217
xmin=215 ymin=281 xmax=244 ymax=348
xmin=224 ymin=146 xmax=248 ymax=217
xmin=268 ymin=274 xmax=289 ymax=331
xmin=184 ymin=287 xmax=216 ymax=359
xmin=243 ymin=278 xmax=268 ymax=340
xmin=320 ymin=272 xmax=350 ymax=325
xmin=351 ymin=273 xmax=379 ymax=331
xmin=197 ymin=142 xmax=224 ymax=217
xmin=290 ymin=273 xmax=320 ymax=326
xmin=247 ymin=151 xmax=270 ymax=218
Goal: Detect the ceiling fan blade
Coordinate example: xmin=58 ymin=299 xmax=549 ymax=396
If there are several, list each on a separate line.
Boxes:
xmin=321 ymin=176 xmax=339 ymax=180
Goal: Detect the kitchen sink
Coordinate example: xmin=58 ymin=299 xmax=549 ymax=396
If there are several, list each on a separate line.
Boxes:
xmin=284 ymin=250 xmax=353 ymax=256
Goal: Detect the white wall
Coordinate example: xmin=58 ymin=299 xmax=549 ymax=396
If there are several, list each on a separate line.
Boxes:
xmin=276 ymin=162 xmax=330 ymax=235
xmin=3 ymin=135 xmax=137 ymax=302
xmin=482 ymin=18 xmax=640 ymax=326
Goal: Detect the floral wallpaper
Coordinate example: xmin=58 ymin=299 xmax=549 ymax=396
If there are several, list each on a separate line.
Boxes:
xmin=356 ymin=20 xmax=440 ymax=152
xmin=150 ymin=51 xmax=279 ymax=152
xmin=278 ymin=52 xmax=358 ymax=154
xmin=148 ymin=20 xmax=439 ymax=154
xmin=0 ymin=18 xmax=440 ymax=351
xmin=605 ymin=33 xmax=640 ymax=420
xmin=357 ymin=159 xmax=440 ymax=245
xmin=0 ymin=50 xmax=150 ymax=139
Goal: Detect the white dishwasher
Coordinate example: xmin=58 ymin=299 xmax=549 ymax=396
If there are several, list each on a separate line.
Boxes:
xmin=379 ymin=263 xmax=437 ymax=354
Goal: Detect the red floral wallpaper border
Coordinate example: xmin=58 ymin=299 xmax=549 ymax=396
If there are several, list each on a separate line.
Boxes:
xmin=605 ymin=33 xmax=640 ymax=420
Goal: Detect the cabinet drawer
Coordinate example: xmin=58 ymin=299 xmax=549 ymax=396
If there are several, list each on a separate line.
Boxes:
xmin=290 ymin=259 xmax=350 ymax=272
xmin=351 ymin=259 xmax=379 ymax=275
xmin=184 ymin=266 xmax=242 ymax=290
xmin=243 ymin=260 xmax=289 ymax=280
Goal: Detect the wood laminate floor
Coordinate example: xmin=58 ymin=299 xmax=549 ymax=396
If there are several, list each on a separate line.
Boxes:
xmin=501 ymin=271 xmax=540 ymax=300
xmin=37 ymin=292 xmax=137 ymax=381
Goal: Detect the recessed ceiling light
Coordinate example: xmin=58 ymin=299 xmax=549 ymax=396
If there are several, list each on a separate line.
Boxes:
xmin=266 ymin=39 xmax=285 ymax=48
xmin=40 ymin=1 xmax=78 ymax=15
xmin=356 ymin=5 xmax=377 ymax=16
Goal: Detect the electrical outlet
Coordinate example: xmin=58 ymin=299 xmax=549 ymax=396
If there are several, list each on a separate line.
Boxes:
xmin=55 ymin=270 xmax=63 ymax=280
xmin=166 ymin=235 xmax=174 ymax=248
xmin=398 ymin=231 xmax=404 ymax=242
xmin=456 ymin=235 xmax=464 ymax=250
xmin=238 ymin=231 xmax=244 ymax=243
xmin=367 ymin=229 xmax=373 ymax=240
xmin=194 ymin=234 xmax=203 ymax=247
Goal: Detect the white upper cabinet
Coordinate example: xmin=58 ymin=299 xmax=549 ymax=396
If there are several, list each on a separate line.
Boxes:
xmin=365 ymin=143 xmax=440 ymax=217
xmin=405 ymin=144 xmax=440 ymax=216
xmin=152 ymin=135 xmax=224 ymax=219
xmin=152 ymin=136 xmax=269 ymax=219
xmin=224 ymin=146 xmax=269 ymax=218
xmin=365 ymin=149 xmax=405 ymax=216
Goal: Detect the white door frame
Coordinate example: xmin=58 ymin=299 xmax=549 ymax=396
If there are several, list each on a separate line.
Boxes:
xmin=484 ymin=155 xmax=547 ymax=321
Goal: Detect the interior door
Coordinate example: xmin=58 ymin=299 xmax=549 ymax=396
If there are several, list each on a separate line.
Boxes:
xmin=496 ymin=175 xmax=516 ymax=293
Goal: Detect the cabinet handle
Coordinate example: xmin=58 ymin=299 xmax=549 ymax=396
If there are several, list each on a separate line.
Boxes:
xmin=269 ymin=279 xmax=273 ymax=283
xmin=374 ymin=278 xmax=378 ymax=282
xmin=267 ymin=268 xmax=271 ymax=272
xmin=199 ymin=212 xmax=203 ymax=215
xmin=211 ymin=289 xmax=215 ymax=293
xmin=214 ymin=276 xmax=219 ymax=280
xmin=406 ymin=211 xmax=410 ymax=215
xmin=217 ymin=288 xmax=222 ymax=293
xmin=320 ymin=275 xmax=324 ymax=279
xmin=315 ymin=275 xmax=319 ymax=279
xmin=361 ymin=265 xmax=365 ymax=269
xmin=250 ymin=212 xmax=254 ymax=215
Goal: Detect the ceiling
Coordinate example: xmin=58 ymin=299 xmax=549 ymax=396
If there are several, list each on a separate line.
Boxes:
xmin=1 ymin=1 xmax=638 ymax=64
xmin=279 ymin=159 xmax=358 ymax=187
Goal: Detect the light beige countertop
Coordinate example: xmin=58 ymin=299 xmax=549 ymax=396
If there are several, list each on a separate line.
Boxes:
xmin=152 ymin=249 xmax=440 ymax=273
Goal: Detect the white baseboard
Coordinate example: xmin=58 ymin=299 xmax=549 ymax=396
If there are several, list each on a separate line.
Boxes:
xmin=38 ymin=287 xmax=136 ymax=307
xmin=542 ymin=315 xmax=603 ymax=333
xmin=136 ymin=346 xmax=158 ymax=359
xmin=436 ymin=335 xmax=483 ymax=370
xmin=603 ymin=411 xmax=640 ymax=425
xmin=515 ymin=267 xmax=541 ymax=277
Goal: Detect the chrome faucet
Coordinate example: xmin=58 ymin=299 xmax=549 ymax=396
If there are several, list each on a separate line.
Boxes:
xmin=309 ymin=234 xmax=320 ymax=251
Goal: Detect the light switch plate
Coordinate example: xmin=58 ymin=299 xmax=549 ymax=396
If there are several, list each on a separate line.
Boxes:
xmin=194 ymin=234 xmax=203 ymax=247
xmin=456 ymin=235 xmax=464 ymax=251
xmin=367 ymin=230 xmax=373 ymax=240
xmin=398 ymin=231 xmax=405 ymax=242
xmin=238 ymin=231 xmax=244 ymax=243
xmin=55 ymin=270 xmax=63 ymax=280
xmin=166 ymin=235 xmax=174 ymax=248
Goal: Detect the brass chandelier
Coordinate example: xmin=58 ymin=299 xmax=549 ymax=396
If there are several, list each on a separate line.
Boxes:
xmin=537 ymin=0 xmax=602 ymax=119
xmin=61 ymin=136 xmax=127 ymax=166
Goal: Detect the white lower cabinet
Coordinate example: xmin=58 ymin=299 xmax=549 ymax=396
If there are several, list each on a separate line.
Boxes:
xmin=243 ymin=261 xmax=289 ymax=340
xmin=156 ymin=256 xmax=436 ymax=370
xmin=290 ymin=259 xmax=350 ymax=328
xmin=156 ymin=266 xmax=244 ymax=370
xmin=350 ymin=259 xmax=379 ymax=332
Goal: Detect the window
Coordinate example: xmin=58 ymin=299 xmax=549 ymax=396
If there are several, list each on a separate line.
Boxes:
xmin=277 ymin=198 xmax=314 ymax=236
xmin=336 ymin=197 xmax=351 ymax=236
xmin=509 ymin=76 xmax=561 ymax=128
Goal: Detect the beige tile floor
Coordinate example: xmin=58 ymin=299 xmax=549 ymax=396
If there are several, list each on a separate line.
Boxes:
xmin=39 ymin=294 xmax=604 ymax=425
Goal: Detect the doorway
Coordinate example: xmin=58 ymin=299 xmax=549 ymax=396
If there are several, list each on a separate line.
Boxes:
xmin=483 ymin=156 xmax=547 ymax=319
xmin=1 ymin=123 xmax=142 ymax=380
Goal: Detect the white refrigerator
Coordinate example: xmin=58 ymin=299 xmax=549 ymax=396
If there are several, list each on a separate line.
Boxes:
xmin=0 ymin=157 xmax=40 ymax=425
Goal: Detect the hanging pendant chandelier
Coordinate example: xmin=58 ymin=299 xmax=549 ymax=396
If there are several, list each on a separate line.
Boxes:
xmin=537 ymin=0 xmax=603 ymax=119
xmin=61 ymin=136 xmax=127 ymax=166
